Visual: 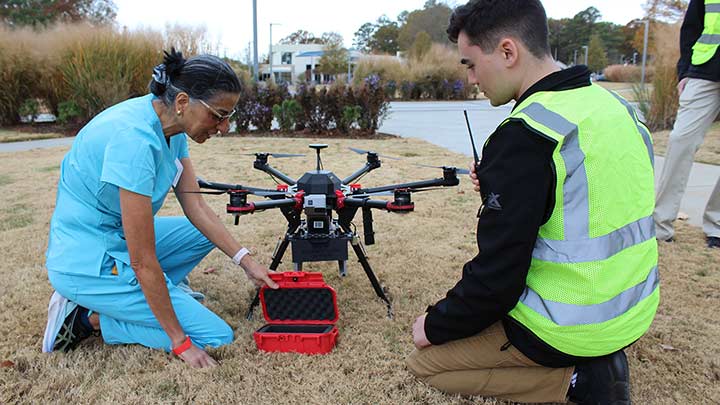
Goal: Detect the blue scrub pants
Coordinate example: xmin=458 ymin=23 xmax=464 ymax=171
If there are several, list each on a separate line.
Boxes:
xmin=47 ymin=217 xmax=233 ymax=352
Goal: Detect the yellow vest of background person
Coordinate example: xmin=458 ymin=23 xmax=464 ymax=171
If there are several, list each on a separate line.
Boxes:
xmin=692 ymin=0 xmax=720 ymax=65
xmin=497 ymin=84 xmax=659 ymax=357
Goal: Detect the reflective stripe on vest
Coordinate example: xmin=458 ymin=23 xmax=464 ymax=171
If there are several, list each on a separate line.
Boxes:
xmin=692 ymin=0 xmax=720 ymax=65
xmin=518 ymin=266 xmax=659 ymax=326
xmin=607 ymin=91 xmax=655 ymax=166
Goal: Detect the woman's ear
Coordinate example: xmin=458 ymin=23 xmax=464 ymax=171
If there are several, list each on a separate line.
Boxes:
xmin=174 ymin=92 xmax=190 ymax=116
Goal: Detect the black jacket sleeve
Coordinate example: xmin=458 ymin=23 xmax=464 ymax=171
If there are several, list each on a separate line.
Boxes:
xmin=423 ymin=121 xmax=556 ymax=345
xmin=678 ymin=0 xmax=704 ymax=81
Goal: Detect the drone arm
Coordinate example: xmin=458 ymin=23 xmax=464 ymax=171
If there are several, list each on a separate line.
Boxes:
xmin=253 ymin=162 xmax=297 ymax=185
xmin=251 ymin=198 xmax=297 ymax=211
xmin=343 ymin=197 xmax=391 ymax=210
xmin=342 ymin=160 xmax=381 ymax=184
xmin=355 ymin=175 xmax=459 ymax=195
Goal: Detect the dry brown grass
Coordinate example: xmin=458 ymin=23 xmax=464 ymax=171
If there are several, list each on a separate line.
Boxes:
xmin=0 ymin=130 xmax=65 ymax=143
xmin=1 ymin=137 xmax=718 ymax=404
xmin=653 ymin=122 xmax=720 ymax=165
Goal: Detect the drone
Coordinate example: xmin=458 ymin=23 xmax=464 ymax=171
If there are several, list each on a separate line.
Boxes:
xmin=194 ymin=144 xmax=469 ymax=318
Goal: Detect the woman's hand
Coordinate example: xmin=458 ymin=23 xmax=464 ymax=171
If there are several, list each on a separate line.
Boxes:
xmin=239 ymin=255 xmax=279 ymax=289
xmin=176 ymin=343 xmax=218 ymax=368
xmin=677 ymin=77 xmax=689 ymax=95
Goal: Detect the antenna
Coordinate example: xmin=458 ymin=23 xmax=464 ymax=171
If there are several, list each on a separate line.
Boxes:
xmin=464 ymin=110 xmax=480 ymax=168
xmin=309 ymin=143 xmax=328 ymax=172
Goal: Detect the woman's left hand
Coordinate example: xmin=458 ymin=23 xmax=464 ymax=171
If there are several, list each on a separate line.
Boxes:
xmin=239 ymin=256 xmax=279 ymax=289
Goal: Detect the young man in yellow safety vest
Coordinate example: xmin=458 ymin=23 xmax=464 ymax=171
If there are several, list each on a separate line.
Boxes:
xmin=407 ymin=1 xmax=659 ymax=403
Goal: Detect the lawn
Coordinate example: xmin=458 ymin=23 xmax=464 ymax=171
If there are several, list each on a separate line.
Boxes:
xmin=0 ymin=136 xmax=718 ymax=404
xmin=652 ymin=121 xmax=720 ymax=166
xmin=0 ymin=129 xmax=66 ymax=143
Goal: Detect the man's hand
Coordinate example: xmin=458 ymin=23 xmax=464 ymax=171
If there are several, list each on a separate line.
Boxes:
xmin=469 ymin=161 xmax=481 ymax=193
xmin=177 ymin=343 xmax=218 ymax=368
xmin=239 ymin=255 xmax=279 ymax=289
xmin=677 ymin=77 xmax=689 ymax=95
xmin=412 ymin=313 xmax=432 ymax=349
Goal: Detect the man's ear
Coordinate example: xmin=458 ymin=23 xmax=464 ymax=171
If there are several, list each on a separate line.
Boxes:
xmin=174 ymin=92 xmax=190 ymax=114
xmin=498 ymin=37 xmax=519 ymax=67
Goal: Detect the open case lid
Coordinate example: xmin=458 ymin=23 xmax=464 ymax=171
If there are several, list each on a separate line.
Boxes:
xmin=259 ymin=272 xmax=339 ymax=325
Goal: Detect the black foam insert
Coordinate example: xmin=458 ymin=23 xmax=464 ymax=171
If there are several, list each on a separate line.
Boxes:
xmin=257 ymin=324 xmax=334 ymax=334
xmin=263 ymin=288 xmax=335 ymax=321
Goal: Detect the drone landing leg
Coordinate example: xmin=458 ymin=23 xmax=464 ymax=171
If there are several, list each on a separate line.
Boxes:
xmin=245 ymin=235 xmax=291 ymax=320
xmin=349 ymin=238 xmax=393 ymax=319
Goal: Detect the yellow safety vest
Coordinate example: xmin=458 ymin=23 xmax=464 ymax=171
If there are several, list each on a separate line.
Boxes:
xmin=499 ymin=84 xmax=659 ymax=357
xmin=692 ymin=0 xmax=720 ymax=65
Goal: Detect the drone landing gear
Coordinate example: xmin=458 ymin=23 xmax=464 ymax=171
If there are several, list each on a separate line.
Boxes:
xmin=244 ymin=233 xmax=393 ymax=320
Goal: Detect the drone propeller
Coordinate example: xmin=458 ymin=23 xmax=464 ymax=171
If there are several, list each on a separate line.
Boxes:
xmin=348 ymin=147 xmax=401 ymax=161
xmin=413 ymin=163 xmax=470 ymax=175
xmin=242 ymin=152 xmax=305 ymax=158
xmin=179 ymin=189 xmax=288 ymax=197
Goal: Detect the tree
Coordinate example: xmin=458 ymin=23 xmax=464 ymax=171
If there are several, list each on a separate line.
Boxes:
xmin=587 ymin=34 xmax=608 ymax=73
xmin=353 ymin=22 xmax=375 ymax=52
xmin=643 ymin=0 xmax=688 ymax=22
xmin=280 ymin=30 xmax=323 ymax=45
xmin=369 ymin=23 xmax=400 ymax=54
xmin=320 ymin=32 xmax=344 ymax=46
xmin=0 ymin=0 xmax=116 ymax=27
xmin=397 ymin=2 xmax=452 ymax=50
xmin=408 ymin=30 xmax=432 ymax=60
xmin=317 ymin=41 xmax=348 ymax=76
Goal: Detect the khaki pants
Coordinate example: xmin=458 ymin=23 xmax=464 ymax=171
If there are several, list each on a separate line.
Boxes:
xmin=654 ymin=78 xmax=720 ymax=240
xmin=406 ymin=322 xmax=574 ymax=403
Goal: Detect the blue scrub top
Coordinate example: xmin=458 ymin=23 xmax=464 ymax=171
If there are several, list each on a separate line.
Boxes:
xmin=46 ymin=94 xmax=189 ymax=276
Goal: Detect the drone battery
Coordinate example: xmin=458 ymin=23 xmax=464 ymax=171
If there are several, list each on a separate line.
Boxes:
xmin=290 ymin=235 xmax=349 ymax=263
xmin=254 ymin=272 xmax=339 ymax=354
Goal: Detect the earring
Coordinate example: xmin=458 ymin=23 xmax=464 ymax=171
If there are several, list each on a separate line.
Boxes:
xmin=176 ymin=110 xmax=182 ymax=116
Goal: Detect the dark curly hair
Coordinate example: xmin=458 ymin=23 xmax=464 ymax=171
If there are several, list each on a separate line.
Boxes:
xmin=149 ymin=48 xmax=241 ymax=105
xmin=447 ymin=0 xmax=551 ymax=59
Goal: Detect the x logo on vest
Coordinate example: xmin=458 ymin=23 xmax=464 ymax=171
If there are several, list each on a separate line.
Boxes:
xmin=486 ymin=193 xmax=502 ymax=210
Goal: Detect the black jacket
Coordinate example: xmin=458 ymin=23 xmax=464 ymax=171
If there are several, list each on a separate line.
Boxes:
xmin=423 ymin=66 xmax=597 ymax=368
xmin=678 ymin=0 xmax=720 ymax=82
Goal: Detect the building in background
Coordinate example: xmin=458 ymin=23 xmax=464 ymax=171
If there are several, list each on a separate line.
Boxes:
xmin=259 ymin=43 xmax=364 ymax=84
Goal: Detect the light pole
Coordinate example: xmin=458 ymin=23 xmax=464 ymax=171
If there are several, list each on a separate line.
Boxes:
xmin=252 ymin=0 xmax=258 ymax=82
xmin=582 ymin=45 xmax=589 ymax=67
xmin=269 ymin=23 xmax=281 ymax=83
xmin=641 ymin=19 xmax=650 ymax=87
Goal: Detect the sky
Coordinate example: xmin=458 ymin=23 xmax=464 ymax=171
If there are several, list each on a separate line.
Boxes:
xmin=114 ymin=0 xmax=648 ymax=60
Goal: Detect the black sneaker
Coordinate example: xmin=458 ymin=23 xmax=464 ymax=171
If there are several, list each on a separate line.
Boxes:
xmin=707 ymin=236 xmax=720 ymax=249
xmin=42 ymin=292 xmax=96 ymax=353
xmin=568 ymin=350 xmax=631 ymax=404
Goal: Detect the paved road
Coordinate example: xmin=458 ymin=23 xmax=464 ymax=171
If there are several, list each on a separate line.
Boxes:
xmin=2 ymin=102 xmax=718 ymax=229
xmin=381 ymin=100 xmax=720 ymax=229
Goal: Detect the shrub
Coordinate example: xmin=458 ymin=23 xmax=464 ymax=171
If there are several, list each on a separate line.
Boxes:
xmin=339 ymin=106 xmax=362 ymax=134
xmin=603 ymin=64 xmax=656 ymax=83
xmin=57 ymin=100 xmax=83 ymax=125
xmin=18 ymin=99 xmax=40 ymax=122
xmin=352 ymin=56 xmax=407 ymax=86
xmin=251 ymin=81 xmax=289 ymax=131
xmin=272 ymin=99 xmax=302 ymax=132
xmin=645 ymin=22 xmax=682 ymax=131
xmin=354 ymin=74 xmax=389 ymax=134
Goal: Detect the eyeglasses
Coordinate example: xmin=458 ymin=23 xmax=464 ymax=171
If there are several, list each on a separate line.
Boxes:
xmin=197 ymin=99 xmax=236 ymax=123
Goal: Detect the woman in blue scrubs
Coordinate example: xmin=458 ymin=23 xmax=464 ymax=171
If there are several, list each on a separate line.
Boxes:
xmin=42 ymin=49 xmax=278 ymax=368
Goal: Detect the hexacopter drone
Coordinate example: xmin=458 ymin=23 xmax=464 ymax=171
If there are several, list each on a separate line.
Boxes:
xmin=191 ymin=140 xmax=468 ymax=319
xmin=195 ymin=144 xmax=468 ymax=318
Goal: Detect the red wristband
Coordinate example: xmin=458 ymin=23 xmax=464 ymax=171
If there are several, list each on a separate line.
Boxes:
xmin=172 ymin=336 xmax=192 ymax=356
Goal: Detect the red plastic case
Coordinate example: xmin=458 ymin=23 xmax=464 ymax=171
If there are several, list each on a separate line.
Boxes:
xmin=253 ymin=272 xmax=339 ymax=354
